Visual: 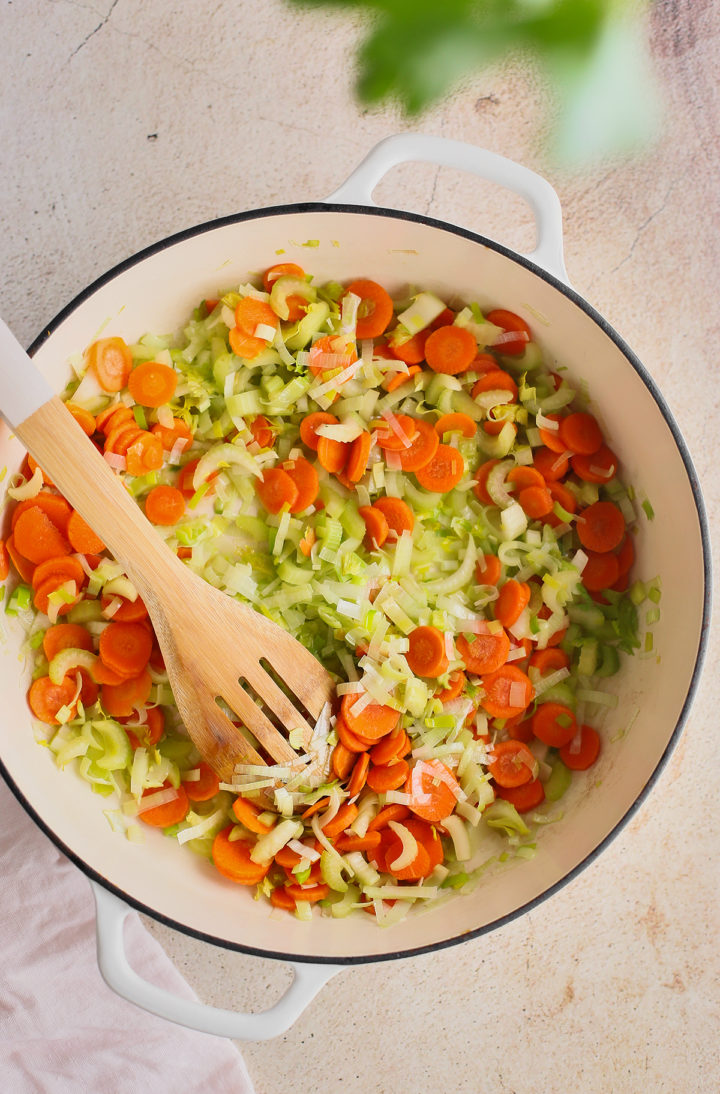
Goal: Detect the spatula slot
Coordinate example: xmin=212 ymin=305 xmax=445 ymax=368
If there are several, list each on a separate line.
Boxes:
xmin=257 ymin=658 xmax=316 ymax=729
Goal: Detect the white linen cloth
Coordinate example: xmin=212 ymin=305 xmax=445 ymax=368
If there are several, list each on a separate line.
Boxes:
xmin=0 ymin=776 xmax=255 ymax=1093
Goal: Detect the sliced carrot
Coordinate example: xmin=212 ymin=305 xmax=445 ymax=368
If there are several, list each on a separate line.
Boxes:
xmin=473 ymin=458 xmax=500 ymax=505
xmin=67 ymin=509 xmax=106 ymax=554
xmin=581 ymin=550 xmax=620 ymax=591
xmin=559 ymin=725 xmax=601 ymax=770
xmin=425 ymin=325 xmax=476 ymax=375
xmin=104 ymin=423 xmax=143 ymax=456
xmin=576 ymin=501 xmax=626 ymax=553
xmin=434 ymin=412 xmax=477 ymax=438
xmin=507 ymin=466 xmax=545 ymax=491
xmin=96 ymin=404 xmax=133 ymax=435
xmin=246 ymin=415 xmax=273 ymax=450
xmin=151 ymin=417 xmax=193 ymax=452
xmin=388 ymin=328 xmax=428 ymax=364
xmin=369 ymin=728 xmax=410 ymax=766
xmin=366 ymin=759 xmax=410 ymax=793
xmin=495 ymin=777 xmax=545 ymax=813
xmin=480 ymin=665 xmax=534 ymax=719
xmin=344 ymin=431 xmax=372 ymax=483
xmin=615 ymin=534 xmax=635 ymax=576
xmin=456 ymin=628 xmax=510 ymax=675
xmin=31 ymin=555 xmax=86 ymax=593
xmin=485 ymin=309 xmax=531 ymax=356
xmin=12 ymin=492 xmax=72 ymax=535
xmin=212 ymin=827 xmax=270 ymax=884
xmin=101 ymin=592 xmax=148 ymax=622
xmin=488 ymin=740 xmax=536 ymax=788
xmin=406 ymin=625 xmax=449 ymax=678
xmin=331 ymin=742 xmax=356 ymax=781
xmin=42 ymin=623 xmax=93 ymax=662
xmin=572 ymin=444 xmax=618 ymax=484
xmin=275 ymin=838 xmax=322 ymax=868
xmin=528 ymin=648 xmax=569 ymax=675
xmin=531 ymin=701 xmax=577 ymax=747
xmin=559 ymin=412 xmax=603 ymax=455
xmin=125 ymin=432 xmax=164 ymax=477
xmin=469 ymin=352 xmax=501 ymax=374
xmin=232 ymin=795 xmax=274 ymax=834
xmin=316 ymin=435 xmax=350 ymax=475
xmin=85 ymin=337 xmax=133 ymax=392
xmin=65 ymin=402 xmax=96 ymax=436
xmin=235 ymin=297 xmax=278 ymax=338
xmin=128 ymin=361 xmax=178 ymax=408
xmin=518 ymin=484 xmax=554 ymax=519
xmin=255 ymin=467 xmax=299 ymax=514
xmin=383 ymin=831 xmax=432 ymax=881
xmin=383 ymin=364 xmax=422 ymax=392
xmin=336 ymin=716 xmax=375 ymax=753
xmin=298 ymin=527 xmax=316 ymax=557
xmin=270 ymin=886 xmax=297 ymax=911
xmin=358 ymin=505 xmax=389 ymax=550
xmin=229 ymin=326 xmax=266 ymax=360
xmin=374 ymin=414 xmax=417 ymax=451
xmin=299 ymin=412 xmax=339 ymax=452
xmin=506 ymin=715 xmax=535 ymax=744
xmin=494 ymin=579 xmax=531 ymax=628
xmin=124 ymin=705 xmax=165 ymax=750
xmin=435 ymin=670 xmax=466 ymax=703
xmin=308 ymin=334 xmax=358 ymax=380
xmin=262 ymin=262 xmax=305 ymax=291
xmin=5 ymin=535 xmax=35 ymax=584
xmin=471 ymin=369 xmax=519 ymax=402
xmin=101 ymin=669 xmax=152 ymax=718
xmin=346 ymin=279 xmax=394 ymax=339
xmin=405 ymin=759 xmax=459 ymax=822
xmin=179 ymin=761 xmax=219 ymax=803
xmin=335 ymin=830 xmax=381 ymax=854
xmin=99 ymin=621 xmax=153 ymax=677
xmin=142 ymin=484 xmax=186 ymax=526
xmin=346 ymin=751 xmax=371 ymax=798
xmin=415 ymin=443 xmax=464 ymax=493
xmin=367 ymin=803 xmax=410 ymax=833
xmin=321 ymin=802 xmax=359 ymax=840
xmin=91 ymin=659 xmax=132 ymax=686
xmin=476 ymin=553 xmax=501 ymax=585
xmin=370 ymin=496 xmax=414 ymax=541
xmin=28 ymin=675 xmax=78 ymax=724
xmin=13 ymin=508 xmax=70 ymax=564
xmin=537 ymin=413 xmax=566 ymax=453
xmin=341 ymin=692 xmax=400 ymax=742
xmin=177 ymin=459 xmax=218 ymax=499
xmin=546 ymin=480 xmax=578 ymax=520
xmin=283 ymin=882 xmax=329 ymax=904
xmin=33 ymin=576 xmax=78 ymax=616
xmin=533 ymin=446 xmax=569 ymax=482
xmin=397 ymin=418 xmax=439 ymax=472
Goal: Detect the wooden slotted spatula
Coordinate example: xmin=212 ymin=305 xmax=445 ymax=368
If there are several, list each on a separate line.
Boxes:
xmin=0 ymin=318 xmax=336 ymax=783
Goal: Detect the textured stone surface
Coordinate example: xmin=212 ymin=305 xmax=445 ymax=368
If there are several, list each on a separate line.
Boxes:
xmin=2 ymin=1 xmax=718 ymax=1091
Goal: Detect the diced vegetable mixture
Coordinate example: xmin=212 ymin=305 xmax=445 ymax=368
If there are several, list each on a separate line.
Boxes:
xmin=0 ymin=261 xmax=659 ymax=924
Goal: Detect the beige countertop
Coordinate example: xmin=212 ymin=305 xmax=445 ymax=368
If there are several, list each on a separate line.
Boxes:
xmin=2 ymin=2 xmax=718 ymax=1091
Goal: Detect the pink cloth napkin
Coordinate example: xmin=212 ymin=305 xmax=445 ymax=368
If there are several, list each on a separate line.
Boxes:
xmin=0 ymin=776 xmax=255 ymax=1093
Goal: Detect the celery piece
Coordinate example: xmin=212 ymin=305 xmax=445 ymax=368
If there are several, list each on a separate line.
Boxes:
xmin=484 ymin=800 xmax=530 ymax=838
xmin=544 ymin=759 xmax=572 ymax=802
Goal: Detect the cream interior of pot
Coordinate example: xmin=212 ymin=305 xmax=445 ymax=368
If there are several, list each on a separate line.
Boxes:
xmin=0 ymin=208 xmax=706 ymax=962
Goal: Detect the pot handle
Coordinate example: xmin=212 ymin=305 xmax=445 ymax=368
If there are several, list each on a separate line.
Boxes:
xmin=91 ymin=882 xmax=343 ymax=1041
xmin=324 ymin=133 xmax=568 ymax=284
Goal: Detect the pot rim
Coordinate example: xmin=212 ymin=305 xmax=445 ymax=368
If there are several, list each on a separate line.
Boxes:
xmin=2 ymin=201 xmax=712 ymax=966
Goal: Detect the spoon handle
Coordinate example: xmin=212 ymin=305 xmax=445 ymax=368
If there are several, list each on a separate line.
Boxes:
xmin=0 ymin=318 xmax=181 ymax=605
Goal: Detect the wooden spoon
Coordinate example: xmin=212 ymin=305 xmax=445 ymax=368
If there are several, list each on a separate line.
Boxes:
xmin=0 ymin=318 xmax=336 ymax=783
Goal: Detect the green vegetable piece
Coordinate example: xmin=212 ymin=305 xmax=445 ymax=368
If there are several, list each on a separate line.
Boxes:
xmin=544 ymin=758 xmax=572 ymax=802
xmin=484 ymin=800 xmax=530 ymax=838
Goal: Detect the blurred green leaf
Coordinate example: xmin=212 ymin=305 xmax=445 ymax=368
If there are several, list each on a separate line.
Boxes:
xmin=288 ymin=0 xmax=658 ymax=163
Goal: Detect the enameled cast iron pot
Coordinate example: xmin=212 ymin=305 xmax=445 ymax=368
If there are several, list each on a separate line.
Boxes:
xmin=0 ymin=136 xmax=710 ymax=1040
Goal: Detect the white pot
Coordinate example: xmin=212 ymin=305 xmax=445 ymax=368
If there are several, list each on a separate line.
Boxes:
xmin=0 ymin=135 xmax=710 ymax=1040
